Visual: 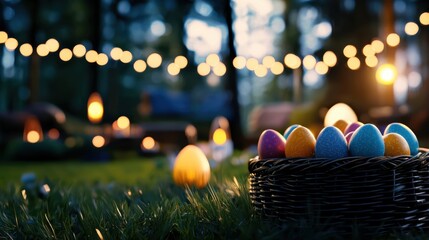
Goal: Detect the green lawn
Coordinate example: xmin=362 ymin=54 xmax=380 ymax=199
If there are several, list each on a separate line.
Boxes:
xmin=0 ymin=152 xmax=424 ymax=239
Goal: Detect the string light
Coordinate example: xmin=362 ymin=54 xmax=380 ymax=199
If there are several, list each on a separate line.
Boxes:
xmin=233 ymin=56 xmax=246 ymax=69
xmin=386 ymin=33 xmax=400 ymax=47
xmin=371 ymin=39 xmax=384 ymax=53
xmin=284 ymin=53 xmax=301 ymax=69
xmin=85 ymin=50 xmax=98 ymax=63
xmin=96 ymin=53 xmax=109 ymax=66
xmin=365 ymin=55 xmax=378 ymax=68
xmin=0 ymin=31 xmax=8 ymax=43
xmin=5 ymin=38 xmax=18 ymax=51
xmin=133 ymin=60 xmax=147 ymax=73
xmin=254 ymin=65 xmax=268 ymax=77
xmin=167 ymin=63 xmax=180 ymax=76
xmin=420 ymin=12 xmax=429 ymax=25
xmin=322 ymin=51 xmax=337 ymax=67
xmin=36 ymin=44 xmax=49 ymax=57
xmin=303 ymin=55 xmax=317 ymax=70
xmin=315 ymin=61 xmax=329 ymax=75
xmin=347 ymin=57 xmax=360 ymax=70
xmin=110 ymin=47 xmax=123 ymax=61
xmin=246 ymin=58 xmax=258 ymax=71
xmin=19 ymin=43 xmax=33 ymax=57
xmin=45 ymin=38 xmax=60 ymax=52
xmin=197 ymin=62 xmax=210 ymax=76
xmin=404 ymin=22 xmax=419 ymax=36
xmin=262 ymin=55 xmax=275 ymax=68
xmin=270 ymin=62 xmax=284 ymax=75
xmin=73 ymin=44 xmax=86 ymax=58
xmin=147 ymin=53 xmax=162 ymax=68
xmin=343 ymin=45 xmax=357 ymax=58
xmin=59 ymin=48 xmax=73 ymax=61
xmin=120 ymin=50 xmax=132 ymax=64
xmin=174 ymin=55 xmax=188 ymax=69
xmin=206 ymin=53 xmax=220 ymax=67
xmin=213 ymin=62 xmax=226 ymax=77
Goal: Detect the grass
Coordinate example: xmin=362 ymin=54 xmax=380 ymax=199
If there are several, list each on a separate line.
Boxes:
xmin=0 ymin=152 xmax=426 ymax=239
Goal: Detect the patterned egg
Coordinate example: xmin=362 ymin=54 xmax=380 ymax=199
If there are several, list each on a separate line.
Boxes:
xmin=333 ymin=119 xmax=349 ymax=133
xmin=285 ymin=126 xmax=316 ymax=158
xmin=283 ymin=124 xmax=300 ymax=140
xmin=383 ymin=133 xmax=410 ymax=156
xmin=344 ymin=122 xmax=364 ymax=136
xmin=315 ymin=126 xmax=348 ymax=159
xmin=384 ymin=123 xmax=419 ymax=155
xmin=257 ymin=129 xmax=286 ymax=159
xmin=349 ymin=124 xmax=385 ymax=157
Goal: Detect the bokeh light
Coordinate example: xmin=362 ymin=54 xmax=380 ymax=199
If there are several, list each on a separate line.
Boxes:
xmin=371 ymin=39 xmax=384 ymax=53
xmin=386 ymin=33 xmax=400 ymax=47
xmin=27 ymin=130 xmax=41 ymax=144
xmin=362 ymin=44 xmax=375 ymax=57
xmin=147 ymin=53 xmax=162 ymax=68
xmin=254 ymin=65 xmax=268 ymax=77
xmin=92 ymin=135 xmax=105 ymax=148
xmin=133 ymin=60 xmax=147 ymax=73
xmin=420 ymin=12 xmax=429 ymax=25
xmin=365 ymin=55 xmax=378 ymax=68
xmin=5 ymin=38 xmax=18 ymax=51
xmin=404 ymin=22 xmax=419 ymax=36
xmin=117 ymin=116 xmax=130 ymax=129
xmin=97 ymin=53 xmax=109 ymax=66
xmin=45 ymin=38 xmax=60 ymax=52
xmin=168 ymin=63 xmax=181 ymax=76
xmin=120 ymin=50 xmax=133 ymax=63
xmin=315 ymin=61 xmax=328 ymax=75
xmin=19 ymin=43 xmax=33 ymax=57
xmin=376 ymin=64 xmax=397 ymax=85
xmin=284 ymin=53 xmax=301 ymax=69
xmin=343 ymin=45 xmax=357 ymax=58
xmin=233 ymin=56 xmax=246 ymax=69
xmin=322 ymin=51 xmax=337 ymax=67
xmin=246 ymin=58 xmax=258 ymax=71
xmin=303 ymin=55 xmax=317 ymax=70
xmin=73 ymin=44 xmax=86 ymax=58
xmin=206 ymin=53 xmax=220 ymax=67
xmin=174 ymin=55 xmax=188 ymax=69
xmin=0 ymin=31 xmax=8 ymax=43
xmin=347 ymin=57 xmax=360 ymax=70
xmin=59 ymin=48 xmax=73 ymax=61
xmin=85 ymin=50 xmax=98 ymax=63
xmin=270 ymin=62 xmax=284 ymax=75
xmin=213 ymin=62 xmax=226 ymax=76
xmin=197 ymin=62 xmax=210 ymax=76
xmin=213 ymin=128 xmax=227 ymax=145
xmin=324 ymin=103 xmax=358 ymax=127
xmin=262 ymin=55 xmax=275 ymax=68
xmin=141 ymin=136 xmax=156 ymax=150
xmin=36 ymin=44 xmax=49 ymax=57
xmin=110 ymin=47 xmax=123 ymax=60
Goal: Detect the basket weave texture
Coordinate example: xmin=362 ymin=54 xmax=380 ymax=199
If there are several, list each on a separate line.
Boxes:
xmin=248 ymin=151 xmax=429 ymax=232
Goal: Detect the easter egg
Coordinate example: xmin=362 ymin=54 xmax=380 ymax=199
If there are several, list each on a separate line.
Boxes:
xmin=333 ymin=119 xmax=350 ymax=133
xmin=349 ymin=124 xmax=385 ymax=157
xmin=283 ymin=124 xmax=300 ymax=140
xmin=285 ymin=126 xmax=316 ymax=158
xmin=383 ymin=133 xmax=410 ymax=156
xmin=315 ymin=126 xmax=348 ymax=159
xmin=173 ymin=145 xmax=210 ymax=188
xmin=257 ymin=129 xmax=286 ymax=159
xmin=345 ymin=131 xmax=354 ymax=144
xmin=384 ymin=123 xmax=419 ymax=155
xmin=344 ymin=122 xmax=364 ymax=136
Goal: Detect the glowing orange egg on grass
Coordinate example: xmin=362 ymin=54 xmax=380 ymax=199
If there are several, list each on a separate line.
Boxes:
xmin=173 ymin=145 xmax=211 ymax=188
xmin=87 ymin=92 xmax=104 ymax=123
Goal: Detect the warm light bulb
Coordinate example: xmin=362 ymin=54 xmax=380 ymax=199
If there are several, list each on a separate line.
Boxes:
xmin=27 ymin=130 xmax=41 ymax=143
xmin=420 ymin=12 xmax=429 ymax=25
xmin=174 ymin=55 xmax=188 ymax=69
xmin=141 ymin=136 xmax=156 ymax=150
xmin=233 ymin=56 xmax=246 ymax=69
xmin=85 ymin=50 xmax=98 ymax=63
xmin=371 ymin=39 xmax=384 ymax=53
xmin=270 ymin=62 xmax=284 ymax=75
xmin=376 ymin=64 xmax=397 ymax=85
xmin=92 ymin=135 xmax=105 ymax=148
xmin=36 ymin=44 xmax=49 ymax=57
xmin=197 ymin=62 xmax=210 ymax=76
xmin=362 ymin=44 xmax=375 ymax=57
xmin=206 ymin=53 xmax=220 ymax=67
xmin=19 ymin=43 xmax=33 ymax=57
xmin=404 ymin=22 xmax=419 ymax=36
xmin=73 ymin=44 xmax=86 ymax=58
xmin=322 ymin=51 xmax=337 ymax=67
xmin=87 ymin=92 xmax=104 ymax=123
xmin=212 ymin=62 xmax=226 ymax=77
xmin=347 ymin=57 xmax=360 ymax=70
xmin=284 ymin=53 xmax=301 ymax=69
xmin=110 ymin=47 xmax=123 ymax=60
xmin=120 ymin=51 xmax=133 ymax=63
xmin=315 ymin=61 xmax=328 ymax=75
xmin=254 ymin=65 xmax=268 ymax=77
xmin=96 ymin=53 xmax=109 ymax=66
xmin=0 ymin=31 xmax=8 ymax=43
xmin=147 ymin=53 xmax=162 ymax=68
xmin=343 ymin=45 xmax=357 ymax=58
xmin=5 ymin=38 xmax=18 ymax=51
xmin=117 ymin=116 xmax=130 ymax=129
xmin=365 ymin=55 xmax=378 ymax=68
xmin=303 ymin=55 xmax=317 ymax=70
xmin=133 ymin=60 xmax=147 ymax=73
xmin=386 ymin=33 xmax=400 ymax=47
xmin=45 ymin=38 xmax=60 ymax=52
xmin=262 ymin=55 xmax=275 ymax=68
xmin=59 ymin=48 xmax=73 ymax=61
xmin=246 ymin=58 xmax=258 ymax=71
xmin=167 ymin=63 xmax=180 ymax=76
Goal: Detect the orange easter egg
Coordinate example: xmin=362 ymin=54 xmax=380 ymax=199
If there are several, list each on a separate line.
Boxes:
xmin=333 ymin=119 xmax=350 ymax=133
xmin=285 ymin=126 xmax=316 ymax=158
xmin=383 ymin=133 xmax=410 ymax=156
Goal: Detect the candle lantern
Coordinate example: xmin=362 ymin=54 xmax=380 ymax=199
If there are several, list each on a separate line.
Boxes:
xmin=209 ymin=116 xmax=233 ymax=163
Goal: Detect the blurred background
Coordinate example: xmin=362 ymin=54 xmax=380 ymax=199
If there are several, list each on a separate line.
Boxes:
xmin=0 ymin=0 xmax=428 ymax=159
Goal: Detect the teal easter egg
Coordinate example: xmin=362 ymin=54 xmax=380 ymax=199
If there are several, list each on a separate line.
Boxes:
xmin=315 ymin=126 xmax=348 ymax=159
xmin=283 ymin=124 xmax=300 ymax=140
xmin=349 ymin=124 xmax=385 ymax=157
xmin=384 ymin=123 xmax=419 ymax=155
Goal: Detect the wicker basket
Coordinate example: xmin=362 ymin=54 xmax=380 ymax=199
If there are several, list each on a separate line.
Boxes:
xmin=248 ymin=150 xmax=429 ymax=234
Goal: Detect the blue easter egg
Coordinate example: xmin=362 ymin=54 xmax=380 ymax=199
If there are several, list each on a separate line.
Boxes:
xmin=283 ymin=124 xmax=300 ymax=140
xmin=384 ymin=123 xmax=419 ymax=155
xmin=315 ymin=126 xmax=348 ymax=159
xmin=349 ymin=124 xmax=385 ymax=157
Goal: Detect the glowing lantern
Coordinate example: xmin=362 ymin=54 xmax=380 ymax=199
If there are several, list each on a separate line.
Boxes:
xmin=209 ymin=116 xmax=233 ymax=163
xmin=87 ymin=92 xmax=104 ymax=123
xmin=173 ymin=145 xmax=211 ymax=188
xmin=23 ymin=116 xmax=43 ymax=143
xmin=324 ymin=103 xmax=358 ymax=127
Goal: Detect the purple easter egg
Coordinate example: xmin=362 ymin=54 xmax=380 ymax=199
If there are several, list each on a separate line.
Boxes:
xmin=258 ymin=129 xmax=286 ymax=159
